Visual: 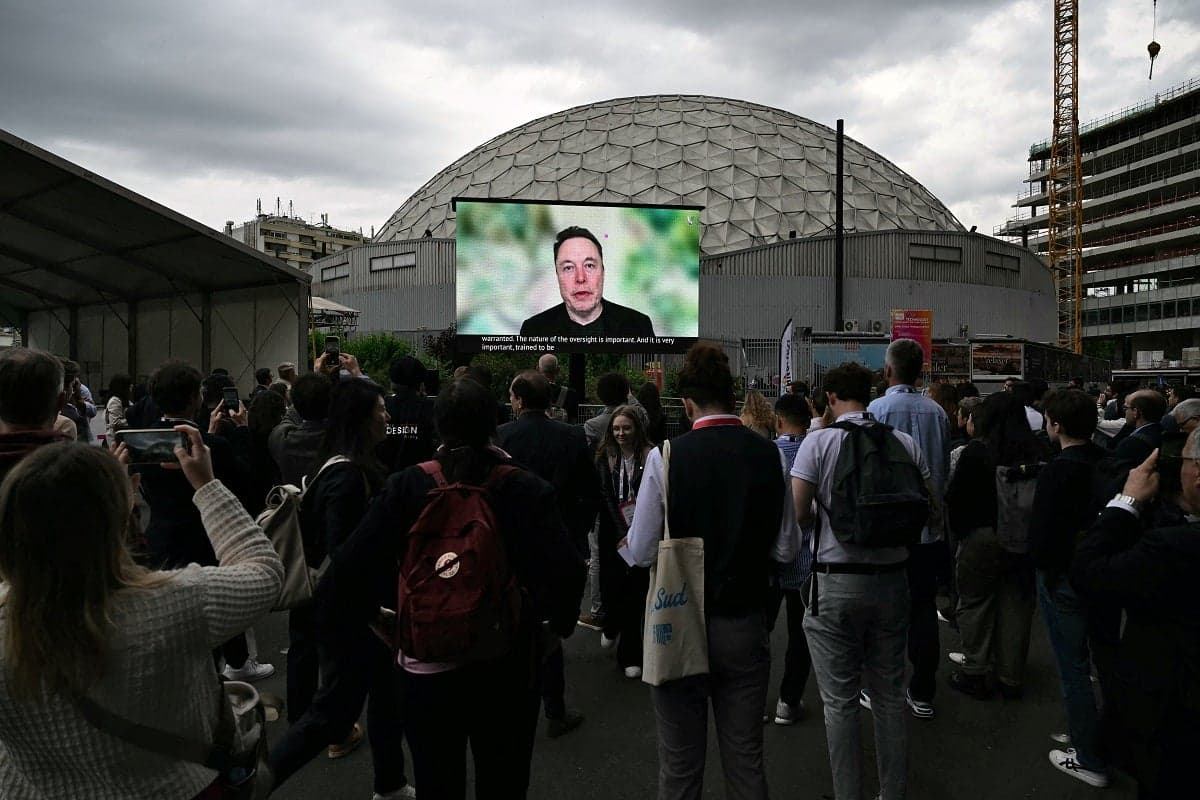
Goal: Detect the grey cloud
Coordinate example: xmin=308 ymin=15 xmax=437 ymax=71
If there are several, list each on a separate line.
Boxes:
xmin=0 ymin=0 xmax=1184 ymax=236
xmin=0 ymin=1 xmax=418 ymax=188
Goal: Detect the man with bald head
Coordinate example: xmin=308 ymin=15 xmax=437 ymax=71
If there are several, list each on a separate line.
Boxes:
xmin=538 ymin=352 xmax=580 ymax=423
xmin=1069 ymin=437 xmax=1200 ymax=795
xmin=1112 ymin=389 xmax=1166 ymax=471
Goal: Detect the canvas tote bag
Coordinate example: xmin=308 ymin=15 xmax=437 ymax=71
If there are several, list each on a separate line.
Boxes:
xmin=641 ymin=439 xmax=709 ymax=686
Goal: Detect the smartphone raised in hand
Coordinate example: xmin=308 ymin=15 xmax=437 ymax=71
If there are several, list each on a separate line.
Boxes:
xmin=324 ymin=335 xmax=340 ymax=369
xmin=114 ymin=428 xmax=189 ymax=465
xmin=222 ymin=386 xmax=241 ymax=413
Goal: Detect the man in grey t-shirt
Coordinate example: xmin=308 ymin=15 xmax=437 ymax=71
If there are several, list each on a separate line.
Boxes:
xmin=791 ymin=362 xmax=929 ymax=800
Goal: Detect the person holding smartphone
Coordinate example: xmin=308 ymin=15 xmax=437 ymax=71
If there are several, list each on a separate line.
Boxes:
xmin=0 ymin=431 xmax=283 ymax=799
xmin=135 ymin=360 xmax=269 ymax=683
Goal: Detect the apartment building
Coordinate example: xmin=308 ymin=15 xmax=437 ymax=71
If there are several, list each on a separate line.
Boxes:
xmin=225 ymin=206 xmax=368 ymax=271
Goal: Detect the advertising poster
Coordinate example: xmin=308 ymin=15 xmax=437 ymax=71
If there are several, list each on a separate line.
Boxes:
xmin=931 ymin=343 xmax=971 ymax=379
xmin=971 ymin=342 xmax=1024 ymax=378
xmin=891 ymin=309 xmax=933 ymax=370
xmin=811 ymin=340 xmax=889 ymax=390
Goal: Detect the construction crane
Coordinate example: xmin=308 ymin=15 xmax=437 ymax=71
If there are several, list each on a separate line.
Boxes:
xmin=1046 ymin=0 xmax=1084 ymax=353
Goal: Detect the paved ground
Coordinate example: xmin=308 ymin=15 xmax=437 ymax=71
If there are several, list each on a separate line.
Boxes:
xmin=257 ymin=604 xmax=1137 ymax=800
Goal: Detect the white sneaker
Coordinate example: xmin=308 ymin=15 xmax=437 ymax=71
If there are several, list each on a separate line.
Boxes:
xmin=600 ymin=633 xmax=616 ymax=649
xmin=773 ymin=699 xmax=803 ymax=725
xmin=623 ymin=666 xmax=642 ymax=679
xmin=906 ymin=690 xmax=935 ymax=719
xmin=1049 ymin=749 xmax=1109 ymax=788
xmin=1050 ymin=732 xmax=1072 ymax=745
xmin=373 ymin=785 xmax=417 ymax=800
xmin=858 ymin=689 xmax=872 ymax=711
xmin=948 ymin=651 xmax=967 ymax=666
xmin=222 ymin=658 xmax=275 ymax=682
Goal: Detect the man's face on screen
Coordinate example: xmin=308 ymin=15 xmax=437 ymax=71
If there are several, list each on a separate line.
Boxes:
xmin=555 ymin=236 xmax=605 ymax=323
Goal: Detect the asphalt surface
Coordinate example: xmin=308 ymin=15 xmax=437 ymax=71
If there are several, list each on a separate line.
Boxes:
xmin=257 ymin=604 xmax=1138 ymax=800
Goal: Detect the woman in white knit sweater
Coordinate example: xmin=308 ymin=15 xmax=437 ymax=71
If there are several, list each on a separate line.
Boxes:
xmin=0 ymin=427 xmax=283 ymax=799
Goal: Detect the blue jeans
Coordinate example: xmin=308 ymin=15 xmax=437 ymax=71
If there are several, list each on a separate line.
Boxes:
xmin=1037 ymin=571 xmax=1106 ymax=772
xmin=804 ymin=571 xmax=910 ymax=800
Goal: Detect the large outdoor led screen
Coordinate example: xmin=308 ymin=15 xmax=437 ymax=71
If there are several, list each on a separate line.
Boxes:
xmin=454 ymin=198 xmax=701 ymax=353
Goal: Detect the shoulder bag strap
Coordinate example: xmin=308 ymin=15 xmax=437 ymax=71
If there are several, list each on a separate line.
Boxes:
xmin=301 ymin=455 xmax=352 ymax=493
xmin=74 ymin=691 xmax=232 ymax=773
xmin=661 ymin=439 xmax=671 ymax=541
xmin=803 ymin=438 xmax=825 ymax=617
xmin=418 ymin=460 xmax=448 ymax=488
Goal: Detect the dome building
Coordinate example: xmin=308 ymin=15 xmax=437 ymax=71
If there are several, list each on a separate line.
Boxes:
xmin=312 ymin=95 xmax=1054 ymax=375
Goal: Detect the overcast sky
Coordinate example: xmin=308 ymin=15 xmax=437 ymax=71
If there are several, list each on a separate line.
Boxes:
xmin=2 ymin=0 xmax=1196 ymax=239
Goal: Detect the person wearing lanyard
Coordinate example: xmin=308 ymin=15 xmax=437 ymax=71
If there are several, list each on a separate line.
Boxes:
xmin=792 ymin=361 xmax=931 ymax=800
xmin=594 ymin=404 xmax=654 ymax=678
xmin=624 ymin=343 xmax=800 ymax=800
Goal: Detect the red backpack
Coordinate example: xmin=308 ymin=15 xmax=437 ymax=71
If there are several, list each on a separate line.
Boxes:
xmin=396 ymin=461 xmax=523 ymax=663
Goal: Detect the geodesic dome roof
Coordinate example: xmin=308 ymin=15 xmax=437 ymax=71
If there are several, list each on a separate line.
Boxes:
xmin=377 ymin=95 xmax=963 ymax=255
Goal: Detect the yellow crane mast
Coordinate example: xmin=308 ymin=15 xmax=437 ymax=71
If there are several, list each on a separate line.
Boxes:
xmin=1047 ymin=0 xmax=1084 ymax=353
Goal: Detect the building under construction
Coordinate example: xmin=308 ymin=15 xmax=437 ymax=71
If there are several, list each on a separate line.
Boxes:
xmin=998 ymin=76 xmax=1200 ymax=369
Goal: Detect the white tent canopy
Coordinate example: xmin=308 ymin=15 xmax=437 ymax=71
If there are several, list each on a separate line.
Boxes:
xmin=0 ymin=129 xmax=311 ymax=393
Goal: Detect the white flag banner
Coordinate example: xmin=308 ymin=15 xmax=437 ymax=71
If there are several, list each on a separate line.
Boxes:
xmin=779 ymin=317 xmax=794 ymax=396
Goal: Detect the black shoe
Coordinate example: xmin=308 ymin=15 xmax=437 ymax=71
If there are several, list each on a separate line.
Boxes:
xmin=546 ymin=710 xmax=585 ymax=738
xmin=948 ymin=671 xmax=993 ymax=700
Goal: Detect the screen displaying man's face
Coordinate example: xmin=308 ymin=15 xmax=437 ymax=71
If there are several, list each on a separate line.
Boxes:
xmin=555 ymin=236 xmax=605 ymax=322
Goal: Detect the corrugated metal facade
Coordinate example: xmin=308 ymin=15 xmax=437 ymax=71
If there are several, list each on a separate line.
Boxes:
xmin=25 ymin=286 xmax=307 ymax=396
xmin=312 ymin=239 xmax=456 ymax=334
xmin=311 ymin=231 xmax=1056 ymax=347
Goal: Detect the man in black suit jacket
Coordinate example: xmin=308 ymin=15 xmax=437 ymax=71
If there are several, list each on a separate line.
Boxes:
xmin=1111 ymin=389 xmax=1166 ymax=470
xmin=1070 ymin=445 xmax=1200 ymax=797
xmin=519 ymin=226 xmax=655 ymax=338
xmin=497 ymin=369 xmax=600 ymax=739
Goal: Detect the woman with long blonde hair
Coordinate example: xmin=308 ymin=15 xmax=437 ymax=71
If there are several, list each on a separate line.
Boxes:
xmin=0 ymin=431 xmax=282 ymax=799
xmin=740 ymin=389 xmax=776 ymax=439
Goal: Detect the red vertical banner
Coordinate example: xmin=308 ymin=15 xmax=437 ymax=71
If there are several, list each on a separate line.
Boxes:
xmin=891 ymin=309 xmax=933 ymax=371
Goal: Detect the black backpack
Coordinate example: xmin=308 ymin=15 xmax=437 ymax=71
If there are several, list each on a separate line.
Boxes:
xmin=994 ymin=462 xmax=1043 ymax=554
xmin=824 ymin=420 xmax=930 ymax=549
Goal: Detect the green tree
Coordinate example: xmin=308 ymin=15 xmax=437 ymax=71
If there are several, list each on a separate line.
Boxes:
xmin=308 ymin=331 xmax=416 ymax=386
xmin=345 ymin=333 xmax=415 ymax=386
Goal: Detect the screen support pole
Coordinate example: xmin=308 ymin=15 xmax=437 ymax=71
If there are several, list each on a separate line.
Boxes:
xmin=569 ymin=352 xmax=586 ymax=403
xmin=835 ymin=118 xmax=845 ymax=332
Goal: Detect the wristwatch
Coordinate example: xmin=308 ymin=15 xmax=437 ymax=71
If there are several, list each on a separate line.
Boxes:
xmin=1112 ymin=493 xmax=1143 ymax=511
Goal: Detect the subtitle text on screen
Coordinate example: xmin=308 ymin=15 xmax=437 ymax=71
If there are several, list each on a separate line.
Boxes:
xmin=470 ymin=335 xmax=684 ymax=353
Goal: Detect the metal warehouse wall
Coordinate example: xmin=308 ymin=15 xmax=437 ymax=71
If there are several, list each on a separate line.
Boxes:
xmin=24 ymin=285 xmax=308 ymax=396
xmin=312 ymin=239 xmax=455 ymax=334
xmin=311 ymin=231 xmax=1056 ymax=344
xmin=700 ymin=231 xmax=1055 ymax=340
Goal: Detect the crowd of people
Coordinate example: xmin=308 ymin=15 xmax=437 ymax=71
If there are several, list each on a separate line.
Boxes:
xmin=0 ymin=340 xmax=1195 ymax=799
